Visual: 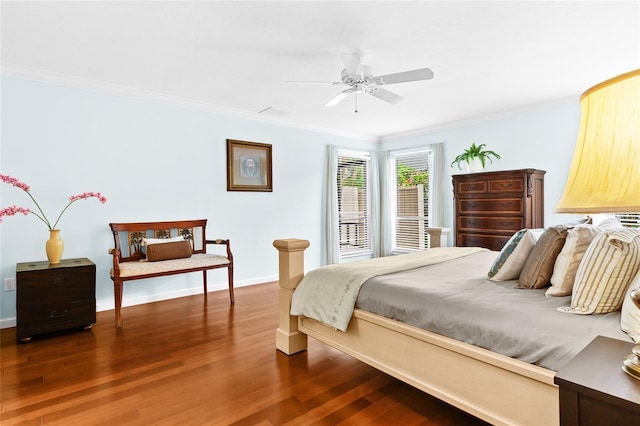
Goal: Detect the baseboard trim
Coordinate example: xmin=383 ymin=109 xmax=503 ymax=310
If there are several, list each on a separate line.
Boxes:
xmin=0 ymin=317 xmax=16 ymax=329
xmin=0 ymin=276 xmax=277 ymax=330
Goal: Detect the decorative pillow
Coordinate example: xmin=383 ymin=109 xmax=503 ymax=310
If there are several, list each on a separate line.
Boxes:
xmin=621 ymin=270 xmax=640 ymax=343
xmin=546 ymin=224 xmax=600 ymax=297
xmin=517 ymin=226 xmax=568 ymax=289
xmin=558 ymin=228 xmax=640 ymax=315
xmin=558 ymin=216 xmax=593 ymax=227
xmin=142 ymin=236 xmax=185 ymax=246
xmin=488 ymin=229 xmax=543 ymax=281
xmin=596 ymin=216 xmax=625 ymax=231
xmin=146 ymin=240 xmax=193 ymax=262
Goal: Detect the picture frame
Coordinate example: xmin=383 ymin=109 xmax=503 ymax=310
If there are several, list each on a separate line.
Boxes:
xmin=226 ymin=139 xmax=273 ymax=192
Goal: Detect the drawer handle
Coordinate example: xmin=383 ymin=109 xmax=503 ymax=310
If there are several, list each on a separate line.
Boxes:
xmin=50 ymin=309 xmax=68 ymax=318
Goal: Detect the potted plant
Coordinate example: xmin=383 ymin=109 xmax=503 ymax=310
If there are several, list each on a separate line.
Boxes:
xmin=450 ymin=142 xmax=501 ymax=172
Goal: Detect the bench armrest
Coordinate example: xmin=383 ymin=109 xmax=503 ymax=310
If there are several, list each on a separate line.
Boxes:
xmin=108 ymin=247 xmax=122 ymax=278
xmin=206 ymin=239 xmax=233 ymax=262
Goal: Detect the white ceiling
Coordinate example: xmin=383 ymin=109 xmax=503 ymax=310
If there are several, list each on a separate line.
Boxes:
xmin=2 ymin=1 xmax=639 ymax=140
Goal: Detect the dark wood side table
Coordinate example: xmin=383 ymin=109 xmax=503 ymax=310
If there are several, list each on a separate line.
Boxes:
xmin=554 ymin=336 xmax=640 ymax=425
xmin=16 ymin=258 xmax=96 ymax=342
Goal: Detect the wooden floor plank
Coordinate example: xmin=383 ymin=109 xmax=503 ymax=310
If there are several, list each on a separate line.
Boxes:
xmin=1 ymin=282 xmax=487 ymax=425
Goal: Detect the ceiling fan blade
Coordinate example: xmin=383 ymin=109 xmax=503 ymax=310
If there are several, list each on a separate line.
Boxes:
xmin=340 ymin=53 xmax=363 ymax=75
xmin=325 ymin=90 xmax=352 ymax=107
xmin=367 ymin=87 xmax=404 ymax=104
xmin=374 ymin=68 xmax=434 ymax=85
xmin=286 ymin=80 xmax=341 ymax=85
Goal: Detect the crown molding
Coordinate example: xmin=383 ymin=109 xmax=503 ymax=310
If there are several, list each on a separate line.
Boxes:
xmin=0 ymin=63 xmax=378 ymax=142
xmin=379 ymin=95 xmax=579 ymax=143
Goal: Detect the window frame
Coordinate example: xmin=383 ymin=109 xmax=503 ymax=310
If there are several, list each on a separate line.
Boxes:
xmin=337 ymin=149 xmax=373 ymax=259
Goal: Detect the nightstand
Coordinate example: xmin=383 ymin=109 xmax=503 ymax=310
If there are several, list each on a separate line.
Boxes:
xmin=554 ymin=335 xmax=640 ymax=425
xmin=16 ymin=258 xmax=96 ymax=342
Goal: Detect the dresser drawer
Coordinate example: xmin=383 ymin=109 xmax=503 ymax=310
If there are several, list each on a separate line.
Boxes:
xmin=458 ymin=216 xmax=524 ymax=232
xmin=17 ymin=265 xmax=95 ymax=303
xmin=455 ymin=177 xmax=525 ymax=196
xmin=17 ymin=299 xmax=96 ymax=327
xmin=456 ymin=179 xmax=489 ymax=195
xmin=489 ymin=177 xmax=525 ymax=193
xmin=457 ymin=198 xmax=524 ymax=215
xmin=16 ymin=299 xmax=96 ymax=339
xmin=457 ymin=233 xmax=511 ymax=251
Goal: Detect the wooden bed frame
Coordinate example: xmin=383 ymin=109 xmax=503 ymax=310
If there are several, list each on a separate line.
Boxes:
xmin=273 ymin=238 xmax=559 ymax=426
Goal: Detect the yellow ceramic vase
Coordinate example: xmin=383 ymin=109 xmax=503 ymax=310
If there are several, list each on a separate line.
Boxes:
xmin=46 ymin=229 xmax=64 ymax=264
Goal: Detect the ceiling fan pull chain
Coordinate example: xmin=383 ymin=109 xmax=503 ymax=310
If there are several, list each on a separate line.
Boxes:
xmin=354 ymin=93 xmax=358 ymax=113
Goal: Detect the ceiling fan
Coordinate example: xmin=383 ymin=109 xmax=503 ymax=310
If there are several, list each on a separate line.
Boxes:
xmin=286 ymin=53 xmax=434 ymax=110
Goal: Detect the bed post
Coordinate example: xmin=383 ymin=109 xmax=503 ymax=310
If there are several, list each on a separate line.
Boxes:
xmin=273 ymin=238 xmax=310 ymax=355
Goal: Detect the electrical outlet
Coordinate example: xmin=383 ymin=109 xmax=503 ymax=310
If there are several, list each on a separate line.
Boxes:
xmin=4 ymin=278 xmax=16 ymax=291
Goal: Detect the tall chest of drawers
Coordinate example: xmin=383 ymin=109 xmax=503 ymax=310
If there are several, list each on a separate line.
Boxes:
xmin=452 ymin=168 xmax=545 ymax=251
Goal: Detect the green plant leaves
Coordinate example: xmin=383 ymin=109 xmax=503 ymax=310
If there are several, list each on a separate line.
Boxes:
xmin=450 ymin=143 xmax=501 ymax=169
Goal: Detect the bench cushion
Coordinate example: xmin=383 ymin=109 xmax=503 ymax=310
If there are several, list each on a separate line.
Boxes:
xmin=111 ymin=253 xmax=230 ymax=278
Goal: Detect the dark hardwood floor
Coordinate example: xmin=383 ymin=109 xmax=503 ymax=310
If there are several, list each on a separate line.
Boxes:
xmin=1 ymin=282 xmax=487 ymax=425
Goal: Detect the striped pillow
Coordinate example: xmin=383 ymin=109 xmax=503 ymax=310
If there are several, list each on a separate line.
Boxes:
xmin=558 ymin=229 xmax=640 ymax=315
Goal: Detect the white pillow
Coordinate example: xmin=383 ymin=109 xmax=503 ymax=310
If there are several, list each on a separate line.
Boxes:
xmin=596 ymin=216 xmax=625 ymax=231
xmin=142 ymin=236 xmax=185 ymax=246
xmin=621 ymin=270 xmax=640 ymax=342
xmin=546 ymin=224 xmax=600 ymax=297
xmin=488 ymin=229 xmax=543 ymax=281
xmin=558 ymin=228 xmax=640 ymax=314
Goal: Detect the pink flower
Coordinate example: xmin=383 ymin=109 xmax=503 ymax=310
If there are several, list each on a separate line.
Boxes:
xmin=0 ymin=205 xmax=30 ymax=223
xmin=0 ymin=172 xmax=106 ymax=229
xmin=69 ymin=192 xmax=107 ymax=204
xmin=0 ymin=174 xmax=30 ymax=192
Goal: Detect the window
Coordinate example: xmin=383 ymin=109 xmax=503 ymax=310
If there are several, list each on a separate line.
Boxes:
xmin=390 ymin=149 xmax=432 ymax=252
xmin=337 ymin=150 xmax=371 ymax=257
xmin=616 ymin=213 xmax=640 ymax=228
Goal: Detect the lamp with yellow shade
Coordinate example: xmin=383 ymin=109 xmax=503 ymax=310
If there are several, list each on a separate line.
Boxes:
xmin=555 ymin=68 xmax=640 ymax=379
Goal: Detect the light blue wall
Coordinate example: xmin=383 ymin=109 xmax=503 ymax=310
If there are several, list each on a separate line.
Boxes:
xmin=0 ymin=76 xmax=374 ymax=325
xmin=380 ymin=102 xmax=586 ymax=244
xmin=0 ymin=76 xmax=586 ymax=326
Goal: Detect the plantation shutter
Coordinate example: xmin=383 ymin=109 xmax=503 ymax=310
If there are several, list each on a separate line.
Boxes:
xmin=616 ymin=213 xmax=640 ymax=228
xmin=337 ymin=150 xmax=372 ymax=257
xmin=391 ymin=150 xmax=431 ymax=251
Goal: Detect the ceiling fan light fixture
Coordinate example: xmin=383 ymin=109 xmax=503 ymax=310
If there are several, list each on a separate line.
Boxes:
xmin=293 ymin=53 xmax=434 ymax=109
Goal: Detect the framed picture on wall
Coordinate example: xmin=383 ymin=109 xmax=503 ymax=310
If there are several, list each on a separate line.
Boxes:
xmin=226 ymin=139 xmax=273 ymax=192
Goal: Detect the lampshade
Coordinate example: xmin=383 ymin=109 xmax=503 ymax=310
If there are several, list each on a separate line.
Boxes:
xmin=555 ymin=69 xmax=640 ymax=213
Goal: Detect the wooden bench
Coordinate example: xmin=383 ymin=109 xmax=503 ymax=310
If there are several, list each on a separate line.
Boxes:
xmin=109 ymin=219 xmax=233 ymax=328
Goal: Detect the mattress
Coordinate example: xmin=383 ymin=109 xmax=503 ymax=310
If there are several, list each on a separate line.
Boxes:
xmin=355 ymin=250 xmax=631 ymax=371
